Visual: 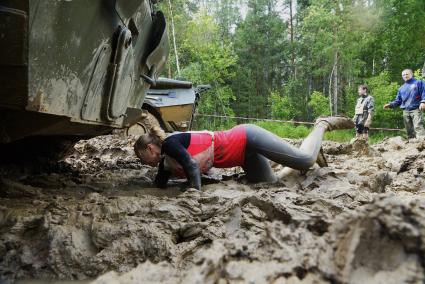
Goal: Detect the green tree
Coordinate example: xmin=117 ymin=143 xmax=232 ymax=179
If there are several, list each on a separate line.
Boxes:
xmin=158 ymin=0 xmax=424 ymax=133
xmin=368 ymin=0 xmax=425 ymax=81
xmin=178 ymin=10 xmax=238 ymax=127
xmin=269 ymin=91 xmax=296 ymax=120
xmin=295 ymin=0 xmax=378 ymax=117
xmin=232 ymin=0 xmax=289 ymax=118
xmin=308 ymin=91 xmax=331 ymax=118
xmin=366 ymin=72 xmax=402 ymax=128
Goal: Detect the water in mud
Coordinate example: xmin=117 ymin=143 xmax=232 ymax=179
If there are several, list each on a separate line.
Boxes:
xmin=1 ymin=134 xmax=425 ymax=283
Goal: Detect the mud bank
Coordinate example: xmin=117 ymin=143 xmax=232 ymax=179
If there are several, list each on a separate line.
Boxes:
xmin=1 ymin=135 xmax=425 ymax=283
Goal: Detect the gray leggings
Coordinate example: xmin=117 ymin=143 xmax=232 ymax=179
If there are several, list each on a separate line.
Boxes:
xmin=242 ymin=124 xmax=327 ymax=182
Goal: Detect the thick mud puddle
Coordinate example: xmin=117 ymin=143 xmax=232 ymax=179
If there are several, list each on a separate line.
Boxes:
xmin=1 ymin=135 xmax=425 ymax=283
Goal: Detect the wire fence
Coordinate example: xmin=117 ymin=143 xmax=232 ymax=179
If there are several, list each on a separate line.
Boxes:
xmin=192 ymin=113 xmax=405 ymax=132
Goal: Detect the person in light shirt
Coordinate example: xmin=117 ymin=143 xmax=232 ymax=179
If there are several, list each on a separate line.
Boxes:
xmin=353 ymin=84 xmax=374 ymax=142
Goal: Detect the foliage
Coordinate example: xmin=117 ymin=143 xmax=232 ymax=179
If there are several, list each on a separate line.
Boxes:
xmin=268 ymin=91 xmax=296 ymax=120
xmin=366 ymin=72 xmax=402 ymax=128
xmin=414 ymin=69 xmax=424 ymax=80
xmin=168 ymin=9 xmax=238 ymax=127
xmin=370 ymin=0 xmax=425 ymax=80
xmin=231 ymin=0 xmax=289 ymax=118
xmin=158 ymin=0 xmax=425 ymax=133
xmin=308 ymin=91 xmax=331 ymax=118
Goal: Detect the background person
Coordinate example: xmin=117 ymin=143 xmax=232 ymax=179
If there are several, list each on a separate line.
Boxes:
xmin=384 ymin=69 xmax=425 ymax=139
xmin=353 ymin=84 xmax=374 ymax=142
xmin=134 ymin=117 xmax=354 ymax=190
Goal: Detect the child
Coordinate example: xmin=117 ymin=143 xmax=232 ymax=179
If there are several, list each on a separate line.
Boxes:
xmin=353 ymin=85 xmax=374 ymax=141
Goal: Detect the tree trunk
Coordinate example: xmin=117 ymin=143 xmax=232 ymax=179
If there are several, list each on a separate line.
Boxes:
xmin=333 ymin=51 xmax=338 ymax=115
xmin=168 ymin=0 xmax=180 ymax=77
xmin=289 ymin=0 xmax=296 ymax=78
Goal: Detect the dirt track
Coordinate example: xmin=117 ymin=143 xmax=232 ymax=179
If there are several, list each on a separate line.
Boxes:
xmin=1 ymin=134 xmax=425 ymax=283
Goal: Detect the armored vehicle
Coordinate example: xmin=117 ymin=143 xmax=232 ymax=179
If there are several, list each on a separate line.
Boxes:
xmin=0 ymin=0 xmax=168 ymax=157
xmin=127 ymin=78 xmax=210 ymax=136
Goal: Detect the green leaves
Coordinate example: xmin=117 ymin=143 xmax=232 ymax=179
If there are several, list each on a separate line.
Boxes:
xmin=159 ymin=0 xmax=424 ymax=132
xmin=366 ymin=72 xmax=402 ymax=128
xmin=308 ymin=91 xmax=331 ymax=118
xmin=269 ymin=92 xmax=296 ymax=120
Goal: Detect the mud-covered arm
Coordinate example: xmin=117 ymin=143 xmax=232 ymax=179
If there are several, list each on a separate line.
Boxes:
xmin=154 ymin=158 xmax=171 ymax=188
xmin=162 ymin=138 xmax=202 ymax=190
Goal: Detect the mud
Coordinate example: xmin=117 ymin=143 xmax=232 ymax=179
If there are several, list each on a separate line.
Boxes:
xmin=1 ymin=134 xmax=425 ymax=283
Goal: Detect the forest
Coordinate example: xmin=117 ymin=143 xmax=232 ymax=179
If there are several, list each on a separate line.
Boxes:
xmin=158 ymin=0 xmax=425 ymax=139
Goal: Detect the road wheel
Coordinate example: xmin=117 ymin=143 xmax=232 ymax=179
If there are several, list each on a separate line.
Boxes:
xmin=126 ymin=112 xmax=162 ymax=136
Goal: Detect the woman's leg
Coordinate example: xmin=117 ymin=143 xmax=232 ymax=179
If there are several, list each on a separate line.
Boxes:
xmin=242 ymin=117 xmax=354 ymax=182
xmin=243 ymin=151 xmax=277 ymax=183
xmin=245 ymin=123 xmax=327 ymax=166
xmin=242 ymin=123 xmax=327 ymax=182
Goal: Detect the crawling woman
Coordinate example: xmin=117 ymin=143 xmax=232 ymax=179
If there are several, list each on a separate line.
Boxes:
xmin=134 ymin=117 xmax=354 ymax=190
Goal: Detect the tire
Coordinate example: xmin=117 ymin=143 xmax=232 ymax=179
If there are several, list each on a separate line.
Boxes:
xmin=126 ymin=112 xmax=162 ymax=136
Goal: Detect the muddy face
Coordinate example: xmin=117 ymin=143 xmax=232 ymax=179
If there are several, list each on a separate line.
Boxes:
xmin=135 ymin=143 xmax=161 ymax=167
xmin=1 ymin=135 xmax=425 ymax=283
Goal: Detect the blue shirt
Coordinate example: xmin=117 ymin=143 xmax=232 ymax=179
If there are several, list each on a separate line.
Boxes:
xmin=390 ymin=78 xmax=425 ymax=110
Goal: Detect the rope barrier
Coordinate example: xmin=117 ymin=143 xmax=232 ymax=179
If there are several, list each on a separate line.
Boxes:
xmin=194 ymin=113 xmax=405 ymax=132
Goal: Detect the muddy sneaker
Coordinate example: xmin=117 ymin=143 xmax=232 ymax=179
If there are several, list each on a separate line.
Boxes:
xmin=315 ymin=116 xmax=355 ymax=131
xmin=316 ymin=147 xmax=328 ymax=167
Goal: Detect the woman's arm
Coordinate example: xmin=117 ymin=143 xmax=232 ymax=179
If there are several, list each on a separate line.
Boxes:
xmin=154 ymin=158 xmax=171 ymax=188
xmin=162 ymin=136 xmax=202 ymax=190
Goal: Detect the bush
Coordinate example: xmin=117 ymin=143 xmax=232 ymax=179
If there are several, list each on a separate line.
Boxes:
xmin=268 ymin=91 xmax=296 ymax=120
xmin=366 ymin=72 xmax=403 ymax=129
xmin=308 ymin=91 xmax=331 ymax=118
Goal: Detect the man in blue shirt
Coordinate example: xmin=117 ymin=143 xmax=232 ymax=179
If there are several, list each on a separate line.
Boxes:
xmin=384 ymin=69 xmax=425 ymax=138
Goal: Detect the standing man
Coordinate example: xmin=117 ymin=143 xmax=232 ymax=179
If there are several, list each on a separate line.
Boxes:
xmin=384 ymin=69 xmax=425 ymax=139
xmin=353 ymin=84 xmax=374 ymax=142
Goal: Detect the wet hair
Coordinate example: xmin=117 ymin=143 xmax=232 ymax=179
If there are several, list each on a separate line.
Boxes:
xmin=134 ymin=126 xmax=166 ymax=155
xmin=359 ymin=84 xmax=368 ymax=92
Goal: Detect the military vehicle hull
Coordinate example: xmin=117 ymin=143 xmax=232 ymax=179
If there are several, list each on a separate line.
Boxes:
xmin=0 ymin=0 xmax=169 ymax=145
xmin=126 ymin=78 xmax=210 ymax=136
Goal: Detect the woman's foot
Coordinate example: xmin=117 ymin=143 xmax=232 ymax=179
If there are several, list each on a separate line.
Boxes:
xmin=316 ymin=147 xmax=328 ymax=167
xmin=315 ymin=116 xmax=355 ymax=131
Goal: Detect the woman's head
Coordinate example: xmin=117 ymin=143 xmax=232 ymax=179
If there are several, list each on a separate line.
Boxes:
xmin=134 ymin=126 xmax=166 ymax=167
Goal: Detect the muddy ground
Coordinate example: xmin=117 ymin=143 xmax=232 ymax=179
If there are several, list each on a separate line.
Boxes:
xmin=1 ymin=134 xmax=425 ymax=284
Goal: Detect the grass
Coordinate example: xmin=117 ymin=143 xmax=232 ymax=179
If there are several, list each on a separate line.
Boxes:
xmin=253 ymin=121 xmax=404 ymax=144
xmin=193 ymin=118 xmax=405 ymax=144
